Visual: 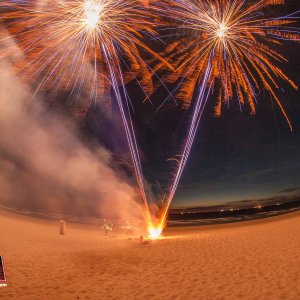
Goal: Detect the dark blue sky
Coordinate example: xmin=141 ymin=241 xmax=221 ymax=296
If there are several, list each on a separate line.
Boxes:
xmin=132 ymin=77 xmax=300 ymax=208
xmin=172 ymin=91 xmax=300 ymax=207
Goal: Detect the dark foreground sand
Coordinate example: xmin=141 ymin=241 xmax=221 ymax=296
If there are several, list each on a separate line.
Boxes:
xmin=0 ymin=210 xmax=300 ymax=299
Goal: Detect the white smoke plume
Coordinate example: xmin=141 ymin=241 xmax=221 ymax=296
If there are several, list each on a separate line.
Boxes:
xmin=0 ymin=28 xmax=141 ymax=223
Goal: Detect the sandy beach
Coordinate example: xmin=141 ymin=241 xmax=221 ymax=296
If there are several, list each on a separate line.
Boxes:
xmin=0 ymin=210 xmax=300 ymax=300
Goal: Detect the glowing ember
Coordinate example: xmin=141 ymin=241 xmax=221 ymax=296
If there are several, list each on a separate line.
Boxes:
xmin=148 ymin=226 xmax=162 ymax=239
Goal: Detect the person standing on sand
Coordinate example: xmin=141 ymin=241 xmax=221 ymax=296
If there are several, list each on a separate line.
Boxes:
xmin=122 ymin=220 xmax=138 ymax=235
xmin=101 ymin=222 xmax=113 ymax=236
xmin=59 ymin=220 xmax=66 ymax=235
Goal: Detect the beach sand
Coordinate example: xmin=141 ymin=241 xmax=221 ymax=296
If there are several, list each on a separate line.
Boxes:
xmin=0 ymin=210 xmax=300 ymax=299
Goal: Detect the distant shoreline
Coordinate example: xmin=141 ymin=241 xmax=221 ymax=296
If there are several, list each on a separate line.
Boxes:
xmin=168 ymin=207 xmax=300 ymax=227
xmin=1 ymin=203 xmax=300 ymax=228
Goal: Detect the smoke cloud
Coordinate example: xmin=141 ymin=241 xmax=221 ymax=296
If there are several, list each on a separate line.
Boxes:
xmin=0 ymin=28 xmax=141 ymax=222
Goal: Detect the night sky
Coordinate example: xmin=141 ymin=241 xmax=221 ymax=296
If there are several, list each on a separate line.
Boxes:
xmin=87 ymin=1 xmax=300 ymax=209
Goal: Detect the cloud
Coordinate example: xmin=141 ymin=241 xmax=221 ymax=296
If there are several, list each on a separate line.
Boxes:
xmin=278 ymin=187 xmax=300 ymax=194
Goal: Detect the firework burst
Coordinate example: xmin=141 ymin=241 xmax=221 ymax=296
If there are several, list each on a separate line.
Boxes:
xmin=0 ymin=0 xmax=170 ymax=104
xmin=160 ymin=0 xmax=299 ymax=124
xmin=154 ymin=0 xmax=300 ymax=231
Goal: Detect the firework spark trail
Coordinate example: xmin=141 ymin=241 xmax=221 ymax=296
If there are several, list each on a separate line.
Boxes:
xmin=153 ymin=0 xmax=300 ymax=230
xmin=102 ymin=44 xmax=151 ymax=223
xmin=159 ymin=54 xmax=213 ymax=227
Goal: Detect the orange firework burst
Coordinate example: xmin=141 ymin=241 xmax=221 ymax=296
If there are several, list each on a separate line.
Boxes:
xmin=152 ymin=0 xmax=300 ymax=236
xmin=159 ymin=0 xmax=299 ymax=130
xmin=0 ymin=0 xmax=171 ymax=108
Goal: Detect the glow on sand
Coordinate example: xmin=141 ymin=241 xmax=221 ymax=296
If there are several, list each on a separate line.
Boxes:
xmin=148 ymin=226 xmax=163 ymax=240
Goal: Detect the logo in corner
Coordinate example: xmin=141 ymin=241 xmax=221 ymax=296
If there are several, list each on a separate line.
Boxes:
xmin=0 ymin=256 xmax=6 ymax=283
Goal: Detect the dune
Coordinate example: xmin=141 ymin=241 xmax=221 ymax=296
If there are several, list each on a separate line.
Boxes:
xmin=0 ymin=209 xmax=300 ymax=299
